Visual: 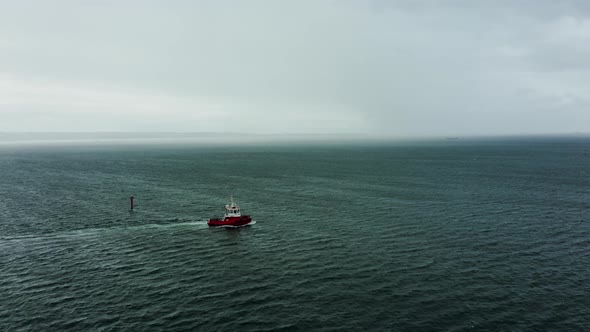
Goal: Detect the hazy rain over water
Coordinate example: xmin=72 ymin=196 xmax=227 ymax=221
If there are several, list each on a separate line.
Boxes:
xmin=1 ymin=0 xmax=589 ymax=138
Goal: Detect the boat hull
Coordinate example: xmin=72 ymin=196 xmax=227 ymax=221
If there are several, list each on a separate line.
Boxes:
xmin=207 ymin=215 xmax=252 ymax=227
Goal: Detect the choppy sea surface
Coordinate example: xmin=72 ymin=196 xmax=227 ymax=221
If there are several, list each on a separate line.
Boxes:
xmin=0 ymin=137 xmax=589 ymax=331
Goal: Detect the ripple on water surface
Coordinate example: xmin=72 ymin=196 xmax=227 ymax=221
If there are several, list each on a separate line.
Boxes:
xmin=0 ymin=140 xmax=589 ymax=331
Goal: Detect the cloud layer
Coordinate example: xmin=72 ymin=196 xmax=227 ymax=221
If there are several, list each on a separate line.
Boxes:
xmin=1 ymin=0 xmax=589 ymax=137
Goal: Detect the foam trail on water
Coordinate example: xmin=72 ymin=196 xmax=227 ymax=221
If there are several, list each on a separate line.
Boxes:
xmin=0 ymin=220 xmax=210 ymax=242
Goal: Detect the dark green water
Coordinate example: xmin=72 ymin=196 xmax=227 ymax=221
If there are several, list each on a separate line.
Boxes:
xmin=1 ymin=138 xmax=589 ymax=331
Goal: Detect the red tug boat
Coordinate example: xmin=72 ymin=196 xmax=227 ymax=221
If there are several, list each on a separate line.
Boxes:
xmin=208 ymin=196 xmax=252 ymax=227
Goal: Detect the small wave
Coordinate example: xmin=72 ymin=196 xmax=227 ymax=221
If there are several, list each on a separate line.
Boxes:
xmin=392 ymin=258 xmax=436 ymax=272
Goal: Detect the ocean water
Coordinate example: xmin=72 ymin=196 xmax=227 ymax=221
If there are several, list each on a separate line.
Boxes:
xmin=0 ymin=138 xmax=589 ymax=331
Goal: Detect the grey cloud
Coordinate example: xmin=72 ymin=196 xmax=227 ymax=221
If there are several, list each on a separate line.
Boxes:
xmin=0 ymin=0 xmax=588 ymax=136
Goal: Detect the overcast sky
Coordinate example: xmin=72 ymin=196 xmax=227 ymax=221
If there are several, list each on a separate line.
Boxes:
xmin=0 ymin=0 xmax=589 ymax=137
